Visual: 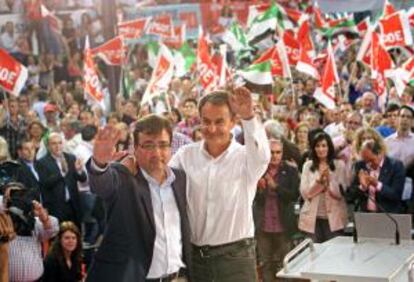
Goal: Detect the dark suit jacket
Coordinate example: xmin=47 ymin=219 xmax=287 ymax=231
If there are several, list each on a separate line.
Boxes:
xmin=15 ymin=158 xmax=41 ymax=201
xmin=36 ymin=152 xmax=86 ymax=226
xmin=348 ymin=156 xmax=405 ymax=213
xmin=86 ymin=161 xmax=192 ymax=282
xmin=253 ymin=161 xmax=300 ymax=236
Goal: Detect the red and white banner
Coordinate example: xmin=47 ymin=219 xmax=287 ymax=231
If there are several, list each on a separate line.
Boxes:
xmin=379 ymin=11 xmax=413 ymax=49
xmin=314 ymin=43 xmax=338 ymax=109
xmin=147 ymin=14 xmax=174 ymax=38
xmin=91 ymin=36 xmax=127 ymax=66
xmin=296 ymin=43 xmax=319 ymax=80
xmin=118 ymin=18 xmax=150 ymax=40
xmin=282 ymin=31 xmax=300 ymax=66
xmin=40 ymin=5 xmax=62 ymax=33
xmin=383 ymin=0 xmax=396 ymax=17
xmin=371 ymin=32 xmax=393 ymax=103
xmin=197 ymin=32 xmax=218 ymax=91
xmin=142 ymin=44 xmax=175 ymax=105
xmin=84 ymin=40 xmax=105 ymax=108
xmin=163 ymin=25 xmax=186 ymax=49
xmin=297 ymin=19 xmax=314 ymax=55
xmin=253 ymin=39 xmax=290 ymax=78
xmin=0 ymin=48 xmax=27 ymax=96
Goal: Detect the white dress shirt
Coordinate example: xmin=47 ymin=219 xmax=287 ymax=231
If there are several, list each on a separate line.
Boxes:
xmin=73 ymin=140 xmax=93 ymax=192
xmin=142 ymin=168 xmax=185 ymax=279
xmin=385 ymin=132 xmax=414 ymax=167
xmin=170 ymin=117 xmax=270 ymax=246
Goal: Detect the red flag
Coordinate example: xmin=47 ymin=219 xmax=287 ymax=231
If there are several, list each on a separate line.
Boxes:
xmin=357 ymin=18 xmax=369 ymax=34
xmin=297 ymin=19 xmax=314 ymax=55
xmin=313 ymin=5 xmax=326 ymax=29
xmin=143 ymin=44 xmax=175 ymax=105
xmin=314 ymin=43 xmax=338 ymax=109
xmin=163 ymin=25 xmax=186 ymax=49
xmin=84 ymin=40 xmax=105 ymax=107
xmin=371 ymin=32 xmax=393 ymax=101
xmin=253 ymin=44 xmax=289 ymax=78
xmin=91 ymin=36 xmax=127 ymax=66
xmin=0 ymin=48 xmax=28 ymax=96
xmin=197 ymin=32 xmax=218 ymax=91
xmin=40 ymin=5 xmax=62 ymax=34
xmin=282 ymin=31 xmax=300 ymax=66
xmin=296 ymin=44 xmax=319 ymax=80
xmin=118 ymin=18 xmax=149 ymax=39
xmin=379 ymin=11 xmax=413 ymax=48
xmin=383 ymin=0 xmax=396 ymax=17
xmin=408 ymin=7 xmax=414 ymax=28
xmin=147 ymin=14 xmax=174 ymax=38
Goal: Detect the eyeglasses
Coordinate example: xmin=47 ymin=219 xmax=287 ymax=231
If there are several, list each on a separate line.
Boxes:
xmin=138 ymin=142 xmax=171 ymax=151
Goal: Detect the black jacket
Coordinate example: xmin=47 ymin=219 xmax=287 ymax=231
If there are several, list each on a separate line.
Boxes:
xmin=86 ymin=162 xmax=192 ymax=282
xmin=253 ymin=161 xmax=300 ymax=236
xmin=348 ymin=156 xmax=405 ymax=213
xmin=37 ymin=153 xmax=86 ymax=226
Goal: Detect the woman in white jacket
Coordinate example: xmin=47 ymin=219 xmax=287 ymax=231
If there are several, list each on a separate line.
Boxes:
xmin=298 ymin=132 xmax=348 ymax=243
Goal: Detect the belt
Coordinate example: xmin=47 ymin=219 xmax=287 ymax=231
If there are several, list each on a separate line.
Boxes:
xmin=146 ymin=268 xmax=185 ymax=282
xmin=193 ymin=238 xmax=255 ymax=258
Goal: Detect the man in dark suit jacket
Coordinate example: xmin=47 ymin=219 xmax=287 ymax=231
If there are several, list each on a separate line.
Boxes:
xmin=86 ymin=114 xmax=191 ymax=282
xmin=253 ymin=139 xmax=300 ymax=282
xmin=15 ymin=139 xmax=41 ymax=201
xmin=348 ymin=139 xmax=405 ymax=213
xmin=37 ymin=133 xmax=86 ymax=228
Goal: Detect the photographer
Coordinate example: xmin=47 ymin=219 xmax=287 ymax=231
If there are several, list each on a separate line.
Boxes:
xmin=1 ymin=182 xmax=59 ymax=282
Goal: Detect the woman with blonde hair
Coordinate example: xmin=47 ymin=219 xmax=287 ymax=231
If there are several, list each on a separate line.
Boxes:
xmin=0 ymin=137 xmax=10 ymax=162
xmin=353 ymin=127 xmax=387 ymax=157
xmin=293 ymin=122 xmax=310 ymax=155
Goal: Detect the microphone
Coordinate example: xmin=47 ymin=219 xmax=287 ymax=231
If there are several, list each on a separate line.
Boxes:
xmin=339 ymin=185 xmax=358 ymax=243
xmin=359 ymin=186 xmax=400 ymax=245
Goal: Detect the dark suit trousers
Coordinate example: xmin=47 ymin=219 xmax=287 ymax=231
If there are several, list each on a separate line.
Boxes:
xmin=191 ymin=239 xmax=257 ymax=282
xmin=256 ymin=230 xmax=291 ymax=282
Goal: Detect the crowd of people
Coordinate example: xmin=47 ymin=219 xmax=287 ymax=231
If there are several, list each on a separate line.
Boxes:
xmin=0 ymin=0 xmax=414 ymax=282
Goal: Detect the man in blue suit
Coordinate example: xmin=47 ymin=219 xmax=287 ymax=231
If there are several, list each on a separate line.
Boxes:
xmin=349 ymin=139 xmax=405 ymax=214
xmin=86 ymin=114 xmax=191 ymax=282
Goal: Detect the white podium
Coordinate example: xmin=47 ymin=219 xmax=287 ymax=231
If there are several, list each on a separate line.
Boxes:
xmin=277 ymin=236 xmax=414 ymax=282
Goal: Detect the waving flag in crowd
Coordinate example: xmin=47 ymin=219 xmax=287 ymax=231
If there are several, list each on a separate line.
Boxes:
xmin=83 ymin=38 xmax=106 ymax=110
xmin=379 ymin=10 xmax=413 ymax=49
xmin=118 ymin=17 xmax=150 ymax=40
xmin=0 ymin=48 xmax=28 ymax=96
xmin=314 ymin=42 xmax=339 ymax=109
xmin=370 ymin=31 xmax=394 ymax=106
xmin=40 ymin=4 xmax=62 ymax=34
xmin=238 ymin=61 xmax=273 ymax=86
xmin=142 ymin=44 xmax=175 ymax=105
xmin=197 ymin=30 xmax=219 ymax=91
xmin=91 ymin=36 xmax=127 ymax=66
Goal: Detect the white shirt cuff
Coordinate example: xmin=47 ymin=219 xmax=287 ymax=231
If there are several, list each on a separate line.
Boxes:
xmin=91 ymin=159 xmax=109 ymax=172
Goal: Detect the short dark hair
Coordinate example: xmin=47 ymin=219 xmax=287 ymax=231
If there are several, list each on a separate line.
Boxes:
xmin=198 ymin=90 xmax=233 ymax=116
xmin=385 ymin=103 xmax=400 ymax=114
xmin=184 ymin=98 xmax=197 ymax=107
xmin=81 ymin=125 xmax=98 ymax=142
xmin=133 ymin=114 xmax=172 ymax=146
xmin=16 ymin=138 xmax=33 ymax=151
xmin=399 ymin=105 xmax=414 ymax=117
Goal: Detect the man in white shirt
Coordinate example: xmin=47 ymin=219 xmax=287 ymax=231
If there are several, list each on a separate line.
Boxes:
xmin=170 ymin=87 xmax=271 ymax=281
xmin=385 ymin=106 xmax=414 ymax=168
